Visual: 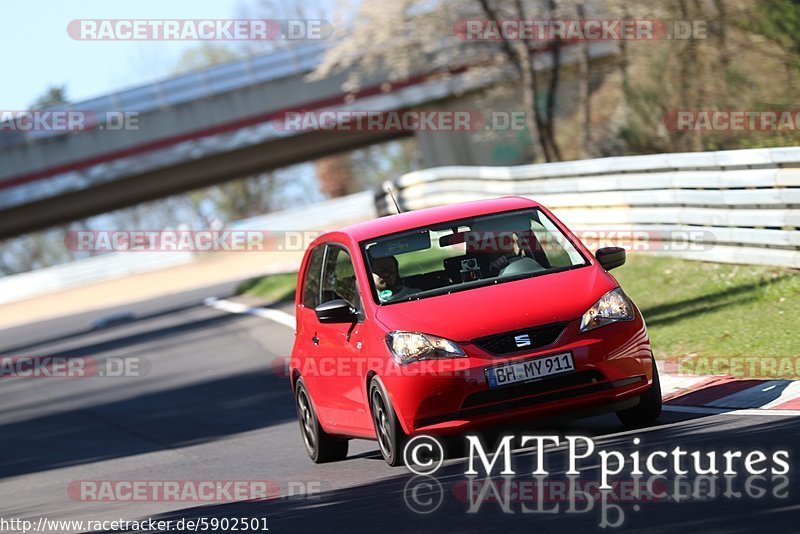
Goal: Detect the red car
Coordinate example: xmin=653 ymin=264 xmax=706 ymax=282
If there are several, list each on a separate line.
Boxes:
xmin=290 ymin=196 xmax=661 ymax=466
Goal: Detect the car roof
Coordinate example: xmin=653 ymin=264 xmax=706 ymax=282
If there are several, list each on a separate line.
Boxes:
xmin=334 ymin=196 xmax=541 ymax=242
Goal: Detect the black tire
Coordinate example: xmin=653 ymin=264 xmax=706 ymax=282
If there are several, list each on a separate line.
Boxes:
xmin=369 ymin=378 xmax=408 ymax=466
xmin=616 ymin=358 xmax=662 ymax=427
xmin=294 ymin=378 xmax=348 ymax=463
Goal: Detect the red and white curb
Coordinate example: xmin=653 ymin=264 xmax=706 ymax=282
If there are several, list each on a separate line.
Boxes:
xmin=659 ymin=362 xmax=800 ymax=415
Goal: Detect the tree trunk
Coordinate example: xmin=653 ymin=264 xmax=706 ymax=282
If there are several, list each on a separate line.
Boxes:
xmin=577 ymin=2 xmax=592 ymax=158
xmin=481 ymin=0 xmax=561 ymax=162
xmin=543 ymin=0 xmax=563 ymax=161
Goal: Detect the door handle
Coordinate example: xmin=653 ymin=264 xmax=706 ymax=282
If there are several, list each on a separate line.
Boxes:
xmin=311 ymin=334 xmax=319 ymax=345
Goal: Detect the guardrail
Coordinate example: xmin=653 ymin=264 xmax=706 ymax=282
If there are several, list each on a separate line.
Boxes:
xmin=1 ymin=147 xmax=797 ymax=306
xmin=377 ymin=147 xmax=800 ymax=269
xmin=0 ymin=251 xmax=194 ymax=306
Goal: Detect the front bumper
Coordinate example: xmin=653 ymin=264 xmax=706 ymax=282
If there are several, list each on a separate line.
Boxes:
xmin=381 ymin=316 xmax=655 ymax=436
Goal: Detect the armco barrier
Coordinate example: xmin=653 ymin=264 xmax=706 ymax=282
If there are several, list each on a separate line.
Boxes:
xmin=0 ymin=251 xmax=193 ymax=305
xmin=378 ymin=147 xmax=800 ymax=269
xmin=1 ymin=148 xmax=797 ymax=306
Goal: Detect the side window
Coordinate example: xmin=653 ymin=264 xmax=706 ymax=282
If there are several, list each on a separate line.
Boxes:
xmin=532 ymin=213 xmax=585 ymax=268
xmin=321 ymin=246 xmax=359 ymax=309
xmin=302 ymin=245 xmax=325 ymax=308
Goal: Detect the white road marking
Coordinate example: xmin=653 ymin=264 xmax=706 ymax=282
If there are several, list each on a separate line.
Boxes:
xmin=204 ymin=297 xmax=296 ymax=329
xmin=706 ymin=379 xmax=792 ymax=408
xmin=762 ymin=380 xmax=800 ymax=409
xmin=663 ymin=405 xmax=800 ymax=416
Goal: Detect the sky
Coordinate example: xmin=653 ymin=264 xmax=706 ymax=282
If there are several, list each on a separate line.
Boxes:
xmin=1 ymin=0 xmax=246 ymax=109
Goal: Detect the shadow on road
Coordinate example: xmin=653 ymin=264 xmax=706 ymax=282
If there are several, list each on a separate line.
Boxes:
xmin=666 ymin=379 xmax=793 ymax=408
xmin=0 ymin=302 xmax=206 ymax=355
xmin=0 ymin=367 xmax=296 ymax=479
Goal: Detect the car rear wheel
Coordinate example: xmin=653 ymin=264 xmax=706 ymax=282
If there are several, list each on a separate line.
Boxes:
xmin=294 ymin=378 xmax=348 ymax=463
xmin=369 ymin=378 xmax=408 ymax=466
xmin=616 ymin=358 xmax=662 ymax=427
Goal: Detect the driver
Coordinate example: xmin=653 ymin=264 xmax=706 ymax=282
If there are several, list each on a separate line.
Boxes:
xmin=488 ymin=231 xmax=529 ymax=274
xmin=371 ymin=255 xmax=419 ymax=302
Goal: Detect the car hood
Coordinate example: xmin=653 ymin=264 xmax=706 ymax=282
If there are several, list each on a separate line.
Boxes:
xmin=374 ymin=265 xmax=618 ymax=342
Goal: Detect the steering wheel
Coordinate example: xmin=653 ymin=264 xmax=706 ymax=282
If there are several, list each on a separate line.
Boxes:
xmin=498 ymin=256 xmax=544 ymax=277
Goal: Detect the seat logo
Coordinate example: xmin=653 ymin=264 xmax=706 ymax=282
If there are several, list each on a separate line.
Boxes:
xmin=514 ymin=334 xmax=531 ymax=347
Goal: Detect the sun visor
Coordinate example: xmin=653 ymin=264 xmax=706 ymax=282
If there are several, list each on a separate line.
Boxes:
xmin=366 ymin=230 xmax=431 ymax=258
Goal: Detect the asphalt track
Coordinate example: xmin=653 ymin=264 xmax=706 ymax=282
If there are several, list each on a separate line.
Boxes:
xmin=1 ymin=283 xmax=799 ymax=533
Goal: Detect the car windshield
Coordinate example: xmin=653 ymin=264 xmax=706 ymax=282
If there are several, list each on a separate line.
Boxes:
xmin=362 ymin=208 xmax=588 ymax=304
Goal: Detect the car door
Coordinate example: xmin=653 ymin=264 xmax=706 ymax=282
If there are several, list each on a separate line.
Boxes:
xmin=295 ymin=244 xmax=326 ymax=404
xmin=312 ymin=244 xmax=372 ymax=434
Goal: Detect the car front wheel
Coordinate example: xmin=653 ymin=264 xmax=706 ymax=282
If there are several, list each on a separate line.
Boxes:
xmin=616 ymin=358 xmax=662 ymax=427
xmin=369 ymin=378 xmax=408 ymax=466
xmin=294 ymin=378 xmax=348 ymax=463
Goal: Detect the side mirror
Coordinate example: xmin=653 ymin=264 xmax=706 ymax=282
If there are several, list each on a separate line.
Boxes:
xmin=595 ymin=247 xmax=626 ymax=271
xmin=315 ymin=299 xmax=358 ymax=324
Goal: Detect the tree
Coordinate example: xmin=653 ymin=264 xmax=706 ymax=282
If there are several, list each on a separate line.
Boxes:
xmin=171 ymin=44 xmax=241 ymax=75
xmin=235 ymin=0 xmax=337 ymax=55
xmin=0 ymin=86 xmax=75 ymax=274
xmin=314 ymin=154 xmax=358 ymax=198
xmin=615 ymin=0 xmax=800 ymax=154
xmin=30 ymin=85 xmax=68 ymax=110
xmin=314 ymin=0 xmax=573 ymax=162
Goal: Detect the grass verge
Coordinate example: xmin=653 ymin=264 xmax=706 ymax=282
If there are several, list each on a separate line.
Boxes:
xmin=235 ymin=272 xmax=297 ymax=303
xmin=615 ymin=255 xmax=799 ymax=359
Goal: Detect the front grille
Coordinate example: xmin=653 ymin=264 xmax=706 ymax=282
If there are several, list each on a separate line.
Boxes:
xmin=472 ymin=321 xmax=568 ymax=355
xmin=462 ymin=370 xmax=606 ymax=409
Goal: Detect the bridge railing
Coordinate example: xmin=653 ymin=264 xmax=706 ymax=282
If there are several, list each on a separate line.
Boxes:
xmin=377 ymin=147 xmax=800 ymax=269
xmin=0 ymin=42 xmax=328 ymax=149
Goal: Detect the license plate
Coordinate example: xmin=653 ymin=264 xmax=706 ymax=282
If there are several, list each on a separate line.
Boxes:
xmin=485 ymin=352 xmax=575 ymax=388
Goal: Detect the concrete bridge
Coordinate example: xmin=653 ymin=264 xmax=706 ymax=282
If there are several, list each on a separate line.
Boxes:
xmin=0 ymin=41 xmax=615 ymax=239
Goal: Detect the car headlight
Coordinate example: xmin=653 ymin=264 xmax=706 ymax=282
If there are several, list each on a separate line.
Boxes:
xmin=579 ymin=288 xmax=634 ymax=333
xmin=386 ymin=331 xmax=466 ymax=364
